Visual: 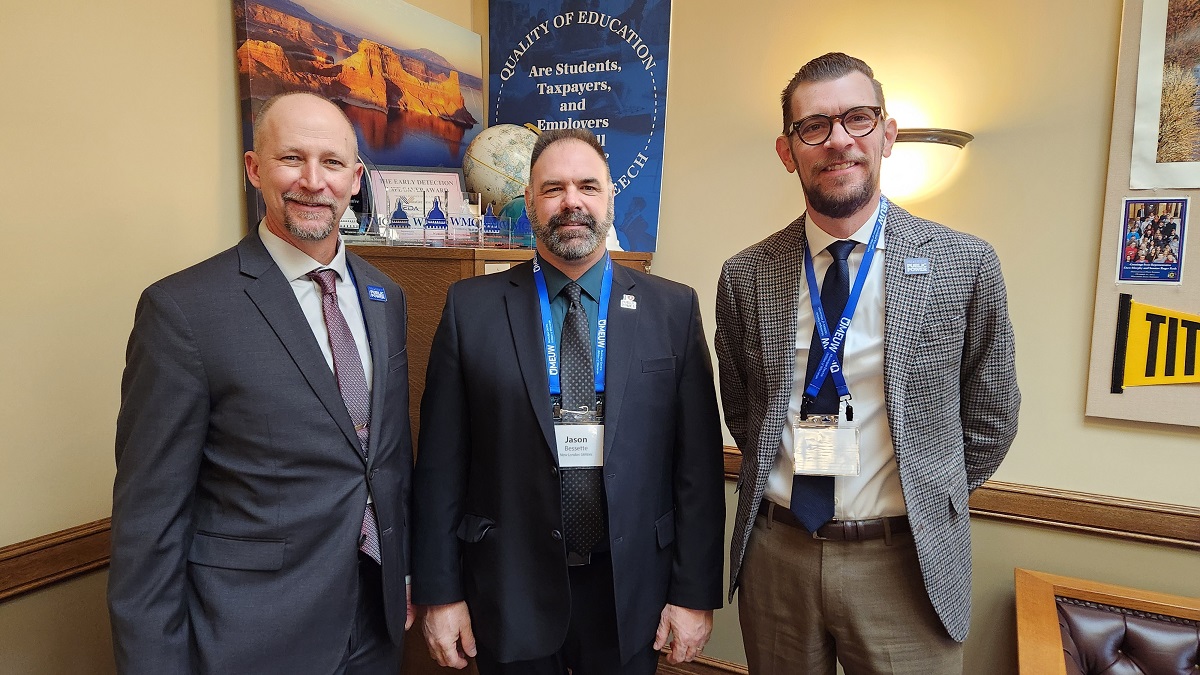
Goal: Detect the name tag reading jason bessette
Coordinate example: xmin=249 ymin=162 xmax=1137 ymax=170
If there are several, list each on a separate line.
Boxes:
xmin=554 ymin=424 xmax=604 ymax=468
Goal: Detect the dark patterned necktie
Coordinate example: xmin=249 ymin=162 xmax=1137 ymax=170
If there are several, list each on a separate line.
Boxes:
xmin=307 ymin=269 xmax=381 ymax=563
xmin=559 ymin=281 xmax=606 ymax=556
xmin=790 ymin=240 xmax=857 ymax=533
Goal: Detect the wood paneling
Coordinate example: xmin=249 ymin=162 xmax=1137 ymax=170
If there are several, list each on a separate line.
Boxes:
xmin=0 ymin=519 xmax=110 ymax=602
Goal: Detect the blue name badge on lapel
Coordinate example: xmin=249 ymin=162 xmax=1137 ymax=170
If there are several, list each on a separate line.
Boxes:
xmin=904 ymin=258 xmax=931 ymax=275
xmin=367 ymin=285 xmax=387 ymax=302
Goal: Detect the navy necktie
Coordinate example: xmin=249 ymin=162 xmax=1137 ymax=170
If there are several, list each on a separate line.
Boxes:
xmin=790 ymin=240 xmax=857 ymax=533
xmin=559 ymin=282 xmax=606 ymax=556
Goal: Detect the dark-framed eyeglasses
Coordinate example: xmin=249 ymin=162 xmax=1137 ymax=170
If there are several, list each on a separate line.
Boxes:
xmin=787 ymin=106 xmax=884 ymax=146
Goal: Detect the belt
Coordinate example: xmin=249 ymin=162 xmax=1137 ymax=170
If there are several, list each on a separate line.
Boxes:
xmin=759 ymin=500 xmax=910 ymax=543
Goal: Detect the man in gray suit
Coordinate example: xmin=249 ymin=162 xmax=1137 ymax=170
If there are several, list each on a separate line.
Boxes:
xmin=716 ymin=53 xmax=1019 ymax=674
xmin=109 ymin=92 xmax=413 ymax=674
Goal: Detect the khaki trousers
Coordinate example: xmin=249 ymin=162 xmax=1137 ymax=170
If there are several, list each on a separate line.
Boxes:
xmin=738 ymin=506 xmax=962 ymax=675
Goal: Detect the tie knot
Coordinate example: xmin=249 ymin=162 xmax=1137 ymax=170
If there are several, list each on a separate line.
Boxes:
xmin=564 ymin=281 xmax=583 ymax=305
xmin=827 ymin=240 xmax=857 ymax=262
xmin=307 ymin=268 xmax=339 ymax=296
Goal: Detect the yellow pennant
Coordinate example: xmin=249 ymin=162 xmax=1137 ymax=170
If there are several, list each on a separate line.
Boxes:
xmin=1112 ymin=294 xmax=1200 ymax=391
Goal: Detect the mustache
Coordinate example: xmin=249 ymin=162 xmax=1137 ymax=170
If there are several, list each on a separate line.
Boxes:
xmin=814 ymin=153 xmax=868 ymax=171
xmin=283 ymin=192 xmax=336 ymax=208
xmin=547 ymin=211 xmax=599 ymax=231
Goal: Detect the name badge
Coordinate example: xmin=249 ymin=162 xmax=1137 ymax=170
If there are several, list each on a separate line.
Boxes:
xmin=904 ymin=258 xmax=930 ymax=275
xmin=792 ymin=414 xmax=860 ymax=476
xmin=555 ymin=424 xmax=604 ymax=468
xmin=367 ymin=285 xmax=387 ymax=302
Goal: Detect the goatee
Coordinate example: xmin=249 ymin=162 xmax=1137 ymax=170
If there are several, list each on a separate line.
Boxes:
xmin=283 ymin=191 xmax=338 ymax=241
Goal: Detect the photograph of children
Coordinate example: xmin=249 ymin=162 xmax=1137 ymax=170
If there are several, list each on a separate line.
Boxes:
xmin=1118 ymin=197 xmax=1188 ymax=283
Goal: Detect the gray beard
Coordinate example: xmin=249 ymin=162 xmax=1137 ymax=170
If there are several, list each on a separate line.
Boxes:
xmin=283 ymin=192 xmax=337 ymax=241
xmin=531 ymin=208 xmax=612 ymax=261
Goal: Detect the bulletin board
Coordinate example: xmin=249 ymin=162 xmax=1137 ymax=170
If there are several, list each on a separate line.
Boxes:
xmin=1086 ymin=0 xmax=1200 ymax=427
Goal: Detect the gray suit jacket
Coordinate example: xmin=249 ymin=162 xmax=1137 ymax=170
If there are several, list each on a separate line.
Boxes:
xmin=715 ymin=200 xmax=1019 ymax=641
xmin=109 ymin=232 xmax=413 ymax=673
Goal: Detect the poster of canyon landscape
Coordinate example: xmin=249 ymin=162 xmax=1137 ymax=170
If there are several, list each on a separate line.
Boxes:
xmin=234 ymin=0 xmax=484 ymax=170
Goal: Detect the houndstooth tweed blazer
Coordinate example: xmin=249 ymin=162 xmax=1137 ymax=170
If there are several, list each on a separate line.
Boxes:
xmin=715 ymin=199 xmax=1020 ymax=642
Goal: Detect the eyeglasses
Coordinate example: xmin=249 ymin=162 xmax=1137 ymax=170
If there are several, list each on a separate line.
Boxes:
xmin=787 ymin=106 xmax=884 ymax=146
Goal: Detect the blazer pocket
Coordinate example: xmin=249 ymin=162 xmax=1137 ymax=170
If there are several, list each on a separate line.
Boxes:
xmin=655 ymin=510 xmax=676 ymax=549
xmin=641 ymin=356 xmax=676 ymax=373
xmin=188 ymin=531 xmax=285 ymax=571
xmin=455 ymin=513 xmax=496 ymax=543
xmin=946 ymin=472 xmax=970 ymax=516
xmin=387 ymin=347 xmax=408 ymax=372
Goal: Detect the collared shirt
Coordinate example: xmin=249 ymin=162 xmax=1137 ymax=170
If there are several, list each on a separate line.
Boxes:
xmin=539 ymin=254 xmax=606 ymax=365
xmin=258 ymin=221 xmax=373 ymax=392
xmin=765 ymin=202 xmax=906 ymax=520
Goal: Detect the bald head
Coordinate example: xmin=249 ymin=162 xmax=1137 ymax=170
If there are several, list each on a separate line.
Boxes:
xmin=244 ymin=91 xmax=364 ymax=263
xmin=253 ymin=92 xmax=358 ymax=157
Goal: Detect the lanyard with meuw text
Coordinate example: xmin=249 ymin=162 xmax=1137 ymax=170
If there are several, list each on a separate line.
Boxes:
xmin=800 ymin=198 xmax=888 ymax=417
xmin=532 ymin=253 xmax=614 ymax=396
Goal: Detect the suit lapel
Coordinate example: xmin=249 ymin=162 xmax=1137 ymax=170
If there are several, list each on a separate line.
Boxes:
xmin=350 ymin=254 xmax=389 ymax=469
xmin=758 ymin=217 xmax=806 ymax=466
xmin=239 ymin=234 xmax=363 ymax=458
xmin=505 ymin=263 xmax=558 ymax=460
xmin=882 ymin=202 xmax=935 ymax=434
xmin=600 ymin=264 xmax=637 ymax=460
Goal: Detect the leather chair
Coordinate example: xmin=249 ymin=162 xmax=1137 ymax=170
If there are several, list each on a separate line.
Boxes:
xmin=1015 ymin=568 xmax=1200 ymax=674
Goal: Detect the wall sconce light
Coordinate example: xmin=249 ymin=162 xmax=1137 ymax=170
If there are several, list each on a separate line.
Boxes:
xmin=882 ymin=128 xmax=974 ymax=203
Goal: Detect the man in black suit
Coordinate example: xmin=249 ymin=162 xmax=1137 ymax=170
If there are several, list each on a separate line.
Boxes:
xmin=413 ymin=128 xmax=724 ymax=674
xmin=109 ymin=92 xmax=413 ymax=674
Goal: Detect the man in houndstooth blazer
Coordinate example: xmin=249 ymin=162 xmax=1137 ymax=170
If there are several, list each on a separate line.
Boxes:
xmin=716 ymin=53 xmax=1019 ymax=674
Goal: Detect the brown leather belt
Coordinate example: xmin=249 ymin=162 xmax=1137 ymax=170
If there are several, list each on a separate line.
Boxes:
xmin=759 ymin=500 xmax=910 ymax=542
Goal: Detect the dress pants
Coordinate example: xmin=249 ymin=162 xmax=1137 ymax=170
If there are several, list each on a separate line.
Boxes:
xmin=336 ymin=554 xmax=401 ymax=675
xmin=738 ymin=507 xmax=962 ymax=675
xmin=474 ymin=552 xmax=658 ymax=675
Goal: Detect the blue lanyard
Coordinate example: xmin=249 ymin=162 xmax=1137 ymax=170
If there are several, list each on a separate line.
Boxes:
xmin=801 ymin=198 xmax=888 ymax=408
xmin=532 ymin=253 xmax=614 ymax=396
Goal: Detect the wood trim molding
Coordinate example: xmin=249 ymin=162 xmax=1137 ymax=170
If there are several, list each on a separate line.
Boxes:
xmin=722 ymin=447 xmax=1200 ymax=550
xmin=970 ymin=480 xmax=1200 ymax=550
xmin=1 ymin=454 xmax=1197 ymax=602
xmin=657 ymin=652 xmax=748 ymax=674
xmin=0 ymin=518 xmax=111 ymax=602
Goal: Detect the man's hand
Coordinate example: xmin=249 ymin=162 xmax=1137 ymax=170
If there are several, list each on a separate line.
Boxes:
xmin=421 ymin=601 xmax=477 ymax=669
xmin=653 ymin=604 xmax=712 ymax=664
xmin=405 ymin=583 xmax=414 ymax=631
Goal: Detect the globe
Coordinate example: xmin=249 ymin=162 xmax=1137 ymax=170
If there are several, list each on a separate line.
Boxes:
xmin=462 ymin=123 xmax=539 ymax=213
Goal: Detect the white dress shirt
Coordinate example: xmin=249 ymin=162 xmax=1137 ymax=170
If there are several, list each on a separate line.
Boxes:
xmin=764 ymin=202 xmax=907 ymax=520
xmin=258 ymin=222 xmax=373 ymax=393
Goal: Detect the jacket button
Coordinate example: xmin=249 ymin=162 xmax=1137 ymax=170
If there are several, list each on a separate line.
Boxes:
xmin=551 ymin=466 xmax=558 ymax=475
xmin=551 ymin=530 xmax=562 ymax=541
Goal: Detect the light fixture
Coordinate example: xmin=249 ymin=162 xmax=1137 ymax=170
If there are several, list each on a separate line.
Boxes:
xmin=882 ymin=128 xmax=974 ymax=203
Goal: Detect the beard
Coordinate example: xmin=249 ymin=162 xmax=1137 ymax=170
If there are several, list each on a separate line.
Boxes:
xmin=803 ymin=161 xmax=878 ymax=219
xmin=530 ymin=202 xmax=613 ymax=261
xmin=282 ymin=191 xmax=338 ymax=241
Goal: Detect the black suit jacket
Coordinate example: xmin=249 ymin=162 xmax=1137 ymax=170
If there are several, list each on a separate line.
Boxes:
xmin=412 ymin=259 xmax=724 ymax=663
xmin=109 ymin=232 xmax=413 ymax=674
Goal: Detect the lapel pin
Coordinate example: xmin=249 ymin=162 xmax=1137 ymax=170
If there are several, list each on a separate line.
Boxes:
xmin=903 ymin=258 xmax=931 ymax=276
xmin=367 ymin=285 xmax=388 ymax=302
xmin=620 ymin=294 xmax=637 ymax=309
